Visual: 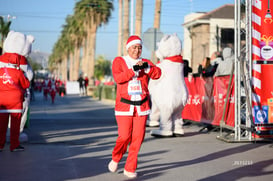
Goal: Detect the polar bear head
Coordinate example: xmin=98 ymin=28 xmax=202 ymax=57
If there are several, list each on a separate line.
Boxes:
xmin=156 ymin=34 xmax=182 ymax=60
xmin=3 ymin=31 xmax=35 ymax=57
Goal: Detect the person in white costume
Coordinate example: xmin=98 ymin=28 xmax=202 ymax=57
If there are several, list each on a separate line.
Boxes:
xmin=148 ymin=34 xmax=189 ymax=137
xmin=0 ymin=31 xmax=34 ymax=145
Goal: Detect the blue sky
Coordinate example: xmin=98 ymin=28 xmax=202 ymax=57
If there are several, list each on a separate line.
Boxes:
xmin=0 ymin=0 xmax=234 ymax=60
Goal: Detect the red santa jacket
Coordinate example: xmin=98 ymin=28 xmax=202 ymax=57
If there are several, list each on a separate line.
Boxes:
xmin=0 ymin=52 xmax=33 ymax=80
xmin=112 ymin=56 xmax=161 ymax=116
xmin=0 ymin=65 xmax=30 ymax=113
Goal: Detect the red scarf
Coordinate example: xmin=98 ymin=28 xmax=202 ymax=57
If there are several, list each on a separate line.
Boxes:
xmin=165 ymin=55 xmax=184 ymax=63
xmin=0 ymin=53 xmax=27 ymax=66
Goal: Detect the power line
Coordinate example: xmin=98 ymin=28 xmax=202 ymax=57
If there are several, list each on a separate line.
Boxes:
xmin=10 ymin=14 xmax=67 ymax=19
xmin=14 ymin=30 xmax=62 ymax=33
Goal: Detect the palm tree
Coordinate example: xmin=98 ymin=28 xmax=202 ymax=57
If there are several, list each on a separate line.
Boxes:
xmin=151 ymin=0 xmax=161 ymax=63
xmin=50 ymin=0 xmax=113 ymax=81
xmin=74 ymin=0 xmax=113 ymax=80
xmin=61 ymin=16 xmax=75 ymax=81
xmin=122 ymin=0 xmax=130 ymax=55
xmin=64 ymin=15 xmax=85 ymax=81
xmin=49 ymin=33 xmax=68 ymax=79
xmin=135 ymin=0 xmax=143 ymax=37
xmin=50 ymin=14 xmax=80 ymax=81
xmin=118 ymin=0 xmax=123 ymax=56
xmin=0 ymin=16 xmax=11 ymax=53
xmin=154 ymin=0 xmax=161 ymax=29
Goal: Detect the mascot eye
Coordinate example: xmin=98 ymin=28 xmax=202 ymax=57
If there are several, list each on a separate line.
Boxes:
xmin=164 ymin=35 xmax=170 ymax=41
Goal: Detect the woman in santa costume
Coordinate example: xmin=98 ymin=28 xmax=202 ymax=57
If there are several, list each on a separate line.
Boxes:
xmin=108 ymin=35 xmax=161 ymax=178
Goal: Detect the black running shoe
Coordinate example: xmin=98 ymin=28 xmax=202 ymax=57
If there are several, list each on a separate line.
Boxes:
xmin=11 ymin=145 xmax=24 ymax=152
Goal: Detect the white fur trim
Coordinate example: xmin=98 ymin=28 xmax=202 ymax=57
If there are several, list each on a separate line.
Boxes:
xmin=115 ymin=105 xmax=134 ymax=116
xmin=115 ymin=106 xmax=150 ymax=116
xmin=126 ymin=39 xmax=142 ymax=50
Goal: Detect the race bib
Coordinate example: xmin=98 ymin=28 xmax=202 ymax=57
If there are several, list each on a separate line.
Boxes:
xmin=128 ymin=79 xmax=142 ymax=95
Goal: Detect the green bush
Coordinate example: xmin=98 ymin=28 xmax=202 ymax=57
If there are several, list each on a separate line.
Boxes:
xmin=93 ymin=85 xmax=116 ymax=100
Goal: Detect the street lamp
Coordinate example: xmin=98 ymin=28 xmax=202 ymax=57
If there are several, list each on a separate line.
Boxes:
xmin=6 ymin=14 xmax=16 ymax=21
xmin=0 ymin=14 xmax=16 ymax=22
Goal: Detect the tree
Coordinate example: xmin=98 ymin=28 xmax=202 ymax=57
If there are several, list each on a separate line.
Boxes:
xmin=122 ymin=0 xmax=130 ymax=55
xmin=151 ymin=0 xmax=161 ymax=62
xmin=154 ymin=0 xmax=161 ymax=29
xmin=0 ymin=16 xmax=11 ymax=52
xmin=119 ymin=0 xmax=142 ymax=55
xmin=50 ymin=0 xmax=113 ymax=81
xmin=118 ymin=0 xmax=123 ymax=56
xmin=94 ymin=55 xmax=111 ymax=80
xmin=49 ymin=23 xmax=71 ymax=81
xmin=135 ymin=0 xmax=143 ymax=37
xmin=74 ymin=0 xmax=113 ymax=80
xmin=49 ymin=16 xmax=73 ymax=81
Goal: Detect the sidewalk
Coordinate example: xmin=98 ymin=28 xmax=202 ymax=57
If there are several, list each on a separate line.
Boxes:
xmin=0 ymin=92 xmax=273 ymax=181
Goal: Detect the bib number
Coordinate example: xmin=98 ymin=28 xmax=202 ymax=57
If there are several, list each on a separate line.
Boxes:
xmin=128 ymin=79 xmax=142 ymax=95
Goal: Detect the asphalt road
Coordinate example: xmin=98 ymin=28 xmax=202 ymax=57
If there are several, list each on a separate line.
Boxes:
xmin=0 ymin=92 xmax=273 ymax=181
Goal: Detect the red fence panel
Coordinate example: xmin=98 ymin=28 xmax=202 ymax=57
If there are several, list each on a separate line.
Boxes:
xmin=182 ymin=76 xmax=235 ymax=127
xmin=212 ymin=76 xmax=235 ymax=127
xmin=182 ymin=77 xmax=204 ymax=122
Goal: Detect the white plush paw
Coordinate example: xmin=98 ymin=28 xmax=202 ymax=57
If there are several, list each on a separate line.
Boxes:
xmin=150 ymin=129 xmax=173 ymax=137
xmin=146 ymin=120 xmax=160 ymax=127
xmin=182 ymin=95 xmax=188 ymax=106
xmin=173 ymin=129 xmax=184 ymax=137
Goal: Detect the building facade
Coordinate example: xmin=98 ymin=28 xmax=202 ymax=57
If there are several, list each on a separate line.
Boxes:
xmin=183 ymin=4 xmax=236 ymax=73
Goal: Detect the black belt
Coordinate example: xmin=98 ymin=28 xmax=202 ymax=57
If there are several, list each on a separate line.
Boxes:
xmin=120 ymin=97 xmax=148 ymax=106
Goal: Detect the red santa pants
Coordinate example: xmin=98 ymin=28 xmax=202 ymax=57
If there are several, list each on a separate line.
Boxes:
xmin=111 ymin=111 xmax=147 ymax=172
xmin=0 ymin=113 xmax=22 ymax=151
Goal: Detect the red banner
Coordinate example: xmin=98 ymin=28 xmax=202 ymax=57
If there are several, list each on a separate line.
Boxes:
xmin=182 ymin=77 xmax=204 ymax=122
xmin=182 ymin=76 xmax=234 ymax=127
xmin=212 ymin=76 xmax=235 ymax=127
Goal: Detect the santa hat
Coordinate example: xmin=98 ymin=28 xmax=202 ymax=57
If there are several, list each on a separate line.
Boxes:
xmin=126 ymin=35 xmax=142 ymax=50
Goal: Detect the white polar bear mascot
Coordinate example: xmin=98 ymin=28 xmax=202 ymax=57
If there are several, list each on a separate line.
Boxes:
xmin=148 ymin=34 xmax=188 ymax=137
xmin=1 ymin=31 xmax=34 ymax=142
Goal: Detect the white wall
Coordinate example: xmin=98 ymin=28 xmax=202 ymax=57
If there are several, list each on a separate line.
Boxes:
xmin=183 ymin=13 xmax=205 ymax=65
